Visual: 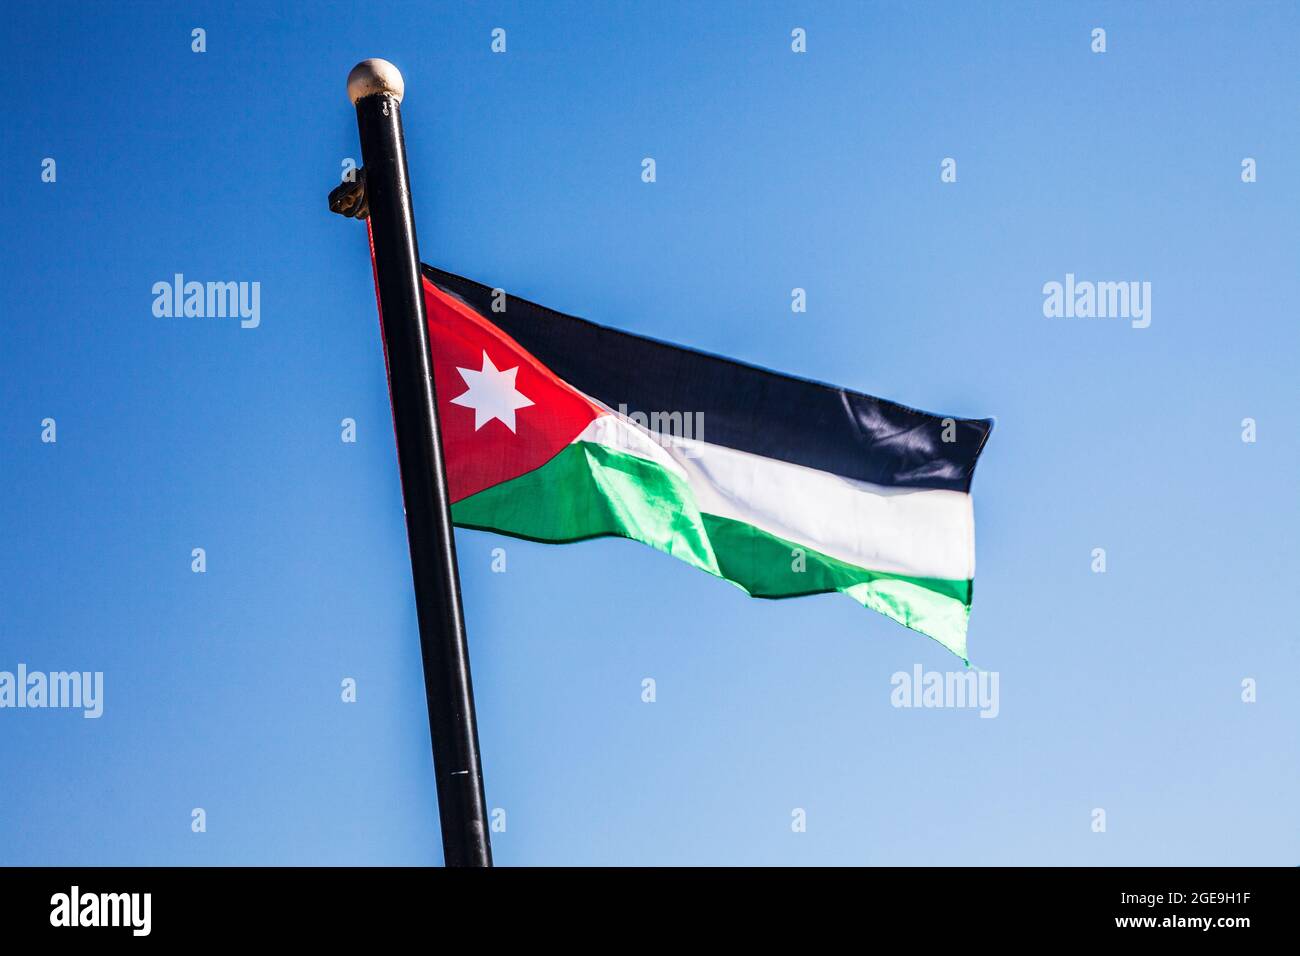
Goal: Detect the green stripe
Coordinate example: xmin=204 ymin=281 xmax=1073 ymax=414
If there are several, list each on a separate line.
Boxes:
xmin=451 ymin=441 xmax=972 ymax=660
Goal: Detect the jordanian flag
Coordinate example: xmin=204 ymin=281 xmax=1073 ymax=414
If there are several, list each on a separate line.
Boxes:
xmin=421 ymin=266 xmax=992 ymax=662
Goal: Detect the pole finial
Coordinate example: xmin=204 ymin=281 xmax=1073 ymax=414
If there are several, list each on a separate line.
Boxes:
xmin=348 ymin=58 xmax=405 ymax=105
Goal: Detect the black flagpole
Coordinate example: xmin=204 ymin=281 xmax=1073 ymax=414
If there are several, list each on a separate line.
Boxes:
xmin=338 ymin=58 xmax=492 ymax=867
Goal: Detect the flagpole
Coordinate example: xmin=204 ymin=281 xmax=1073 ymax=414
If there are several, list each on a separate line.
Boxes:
xmin=343 ymin=58 xmax=492 ymax=867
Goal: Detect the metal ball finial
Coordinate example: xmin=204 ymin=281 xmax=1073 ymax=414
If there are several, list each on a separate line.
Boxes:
xmin=347 ymin=59 xmax=404 ymax=105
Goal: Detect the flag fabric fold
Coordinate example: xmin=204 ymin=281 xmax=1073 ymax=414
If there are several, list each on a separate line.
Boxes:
xmin=419 ymin=265 xmax=992 ymax=661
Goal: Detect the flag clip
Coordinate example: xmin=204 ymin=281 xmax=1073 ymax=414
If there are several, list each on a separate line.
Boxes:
xmin=328 ymin=168 xmax=369 ymax=220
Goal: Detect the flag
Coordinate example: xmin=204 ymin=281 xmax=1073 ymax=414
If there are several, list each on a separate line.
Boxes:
xmin=419 ymin=265 xmax=992 ymax=661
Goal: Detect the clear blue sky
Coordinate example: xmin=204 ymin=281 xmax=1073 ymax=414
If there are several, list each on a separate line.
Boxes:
xmin=2 ymin=1 xmax=1296 ymax=865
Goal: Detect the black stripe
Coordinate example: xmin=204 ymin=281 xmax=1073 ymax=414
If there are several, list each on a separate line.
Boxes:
xmin=424 ymin=265 xmax=993 ymax=492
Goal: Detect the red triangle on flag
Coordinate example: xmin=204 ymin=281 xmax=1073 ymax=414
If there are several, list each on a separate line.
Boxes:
xmin=423 ymin=279 xmax=601 ymax=503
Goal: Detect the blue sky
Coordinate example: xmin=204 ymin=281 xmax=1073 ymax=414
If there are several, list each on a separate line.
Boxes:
xmin=1 ymin=1 xmax=1296 ymax=865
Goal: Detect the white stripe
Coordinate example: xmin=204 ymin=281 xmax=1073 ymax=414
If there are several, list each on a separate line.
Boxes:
xmin=571 ymin=413 xmax=974 ymax=580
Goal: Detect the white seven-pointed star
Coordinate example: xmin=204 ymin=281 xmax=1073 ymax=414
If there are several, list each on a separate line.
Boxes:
xmin=449 ymin=350 xmax=535 ymax=433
